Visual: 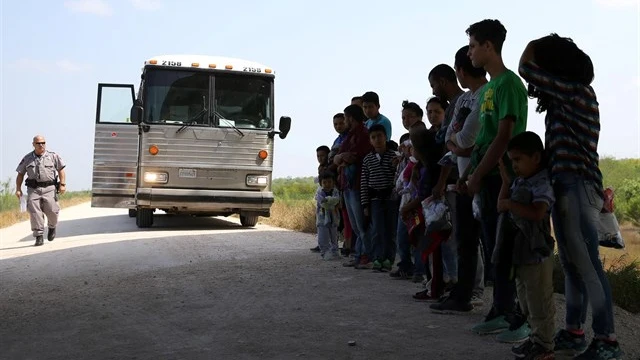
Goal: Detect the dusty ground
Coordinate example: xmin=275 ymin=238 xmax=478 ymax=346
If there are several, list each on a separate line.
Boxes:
xmin=1 ymin=203 xmax=638 ymax=360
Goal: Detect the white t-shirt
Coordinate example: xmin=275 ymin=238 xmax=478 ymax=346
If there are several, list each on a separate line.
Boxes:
xmin=445 ymin=85 xmax=485 ymax=175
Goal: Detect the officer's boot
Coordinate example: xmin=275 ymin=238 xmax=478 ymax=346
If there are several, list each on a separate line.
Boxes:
xmin=47 ymin=227 xmax=56 ymax=241
xmin=35 ymin=236 xmax=44 ymax=246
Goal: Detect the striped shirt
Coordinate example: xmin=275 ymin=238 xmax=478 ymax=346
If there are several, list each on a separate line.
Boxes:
xmin=519 ymin=61 xmax=603 ymax=196
xmin=360 ymin=149 xmax=397 ymax=206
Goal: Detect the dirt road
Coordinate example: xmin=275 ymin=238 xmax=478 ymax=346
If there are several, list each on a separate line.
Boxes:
xmin=1 ymin=203 xmax=638 ymax=360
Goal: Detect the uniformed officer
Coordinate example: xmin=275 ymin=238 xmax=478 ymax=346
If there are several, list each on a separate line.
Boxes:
xmin=15 ymin=135 xmax=67 ymax=246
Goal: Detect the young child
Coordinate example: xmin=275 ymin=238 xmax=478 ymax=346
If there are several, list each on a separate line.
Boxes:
xmin=362 ymin=91 xmax=393 ymax=141
xmin=389 ymin=134 xmax=416 ymax=279
xmin=406 ymin=124 xmax=447 ymax=300
xmin=316 ymin=145 xmax=331 ymax=177
xmin=496 ymin=131 xmax=555 ymax=359
xmin=359 ymin=124 xmax=397 ymax=272
xmin=316 ymin=171 xmax=341 ymax=260
xmin=311 ymin=145 xmax=333 ymax=253
xmin=396 ymin=140 xmax=418 ymax=212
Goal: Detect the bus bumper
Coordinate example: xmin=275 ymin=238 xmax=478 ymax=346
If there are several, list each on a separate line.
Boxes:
xmin=136 ymin=188 xmax=274 ymax=215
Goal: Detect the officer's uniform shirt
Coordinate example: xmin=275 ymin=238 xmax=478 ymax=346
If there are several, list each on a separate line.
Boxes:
xmin=16 ymin=151 xmax=66 ymax=183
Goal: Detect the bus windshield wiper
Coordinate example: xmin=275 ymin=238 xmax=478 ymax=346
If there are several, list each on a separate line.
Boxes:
xmin=175 ymin=112 xmax=205 ymax=134
xmin=176 ymin=96 xmax=208 ymax=134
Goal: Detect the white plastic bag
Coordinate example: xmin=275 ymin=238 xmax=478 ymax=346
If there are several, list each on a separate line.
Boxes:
xmin=472 ymin=194 xmax=482 ymax=220
xmin=437 ymin=151 xmax=457 ymax=167
xmin=597 ymin=187 xmax=625 ymax=249
xmin=597 ymin=212 xmax=625 ymax=249
xmin=20 ymin=194 xmax=27 ymax=212
xmin=421 ymin=198 xmax=451 ymax=233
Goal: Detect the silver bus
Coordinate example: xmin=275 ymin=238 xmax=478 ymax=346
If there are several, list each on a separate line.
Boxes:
xmin=91 ymin=55 xmax=291 ymax=228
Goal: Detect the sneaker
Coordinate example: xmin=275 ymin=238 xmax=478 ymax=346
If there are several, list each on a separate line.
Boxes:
xmin=413 ymin=289 xmax=439 ymax=302
xmin=496 ymin=323 xmax=531 ymax=343
xmin=310 ymin=246 xmax=320 ymax=253
xmin=34 ymin=236 xmax=44 ymax=246
xmin=430 ymin=297 xmax=473 ymax=314
xmin=389 ymin=268 xmax=411 ymax=279
xmin=355 ymin=257 xmax=373 ymax=269
xmin=553 ymin=329 xmax=588 ymax=356
xmin=323 ymin=252 xmax=339 ymax=261
xmin=517 ymin=341 xmax=554 ymax=360
xmin=512 ymin=339 xmax=534 ymax=358
xmin=372 ymin=260 xmax=382 ymax=271
xmin=381 ymin=259 xmax=392 ymax=272
xmin=443 ymin=273 xmax=451 ymax=284
xmin=574 ymin=338 xmax=623 ymax=360
xmin=471 ymin=315 xmax=510 ymax=335
xmin=343 ymin=259 xmax=357 ymax=267
xmin=470 ymin=294 xmax=484 ymax=307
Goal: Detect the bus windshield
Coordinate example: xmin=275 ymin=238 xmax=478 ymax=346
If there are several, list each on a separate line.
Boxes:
xmin=144 ymin=70 xmax=209 ymax=125
xmin=142 ymin=69 xmax=273 ymax=130
xmin=214 ymin=74 xmax=272 ymax=130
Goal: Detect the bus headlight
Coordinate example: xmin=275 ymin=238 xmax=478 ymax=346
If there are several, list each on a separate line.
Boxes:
xmin=144 ymin=172 xmax=168 ymax=183
xmin=246 ymin=175 xmax=268 ymax=187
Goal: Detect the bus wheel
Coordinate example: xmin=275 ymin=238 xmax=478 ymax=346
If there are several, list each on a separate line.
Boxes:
xmin=128 ymin=209 xmax=137 ymax=218
xmin=136 ymin=208 xmax=154 ymax=228
xmin=240 ymin=215 xmax=258 ymax=227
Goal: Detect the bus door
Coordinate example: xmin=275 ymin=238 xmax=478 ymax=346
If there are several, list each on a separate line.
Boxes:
xmin=91 ymin=83 xmax=139 ymax=208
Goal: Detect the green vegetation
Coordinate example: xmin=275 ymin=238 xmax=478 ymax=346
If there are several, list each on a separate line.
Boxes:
xmin=272 ymin=177 xmax=317 ymax=201
xmin=0 ymin=177 xmax=90 ymax=212
xmin=0 ymin=177 xmax=91 ymax=227
xmin=600 ymin=157 xmax=640 ymax=225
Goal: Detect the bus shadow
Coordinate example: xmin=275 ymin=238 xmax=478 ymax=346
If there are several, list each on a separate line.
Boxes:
xmin=15 ymin=214 xmax=248 ymax=243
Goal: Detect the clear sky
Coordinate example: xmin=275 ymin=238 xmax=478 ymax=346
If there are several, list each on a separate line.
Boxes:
xmin=1 ymin=0 xmax=639 ymax=191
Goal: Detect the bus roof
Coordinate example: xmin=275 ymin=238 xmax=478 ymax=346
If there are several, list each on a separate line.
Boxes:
xmin=144 ymin=55 xmax=275 ymax=75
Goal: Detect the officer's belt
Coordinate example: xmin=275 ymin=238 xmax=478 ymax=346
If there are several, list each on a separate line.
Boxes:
xmin=25 ymin=180 xmax=56 ymax=188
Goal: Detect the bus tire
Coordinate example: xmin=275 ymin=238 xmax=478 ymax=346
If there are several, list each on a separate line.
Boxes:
xmin=136 ymin=208 xmax=154 ymax=228
xmin=240 ymin=215 xmax=258 ymax=227
xmin=128 ymin=209 xmax=137 ymax=218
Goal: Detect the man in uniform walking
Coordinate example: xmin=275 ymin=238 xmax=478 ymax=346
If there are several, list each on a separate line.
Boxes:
xmin=15 ymin=135 xmax=67 ymax=246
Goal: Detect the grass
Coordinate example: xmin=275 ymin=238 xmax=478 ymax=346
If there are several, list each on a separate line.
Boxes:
xmin=259 ymin=199 xmax=316 ymax=233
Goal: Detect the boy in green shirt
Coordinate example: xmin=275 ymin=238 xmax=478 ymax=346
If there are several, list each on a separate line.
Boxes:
xmin=460 ymin=19 xmax=529 ymax=343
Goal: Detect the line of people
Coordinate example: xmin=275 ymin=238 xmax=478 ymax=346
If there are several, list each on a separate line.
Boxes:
xmin=310 ymin=19 xmax=622 ymax=360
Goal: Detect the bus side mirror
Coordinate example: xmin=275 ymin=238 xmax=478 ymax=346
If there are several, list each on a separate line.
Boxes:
xmin=130 ymin=100 xmax=143 ymax=124
xmin=268 ymin=116 xmax=291 ymax=139
xmin=278 ymin=116 xmax=291 ymax=139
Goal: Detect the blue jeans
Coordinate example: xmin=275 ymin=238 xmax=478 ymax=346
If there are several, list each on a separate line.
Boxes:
xmin=369 ymin=199 xmax=396 ymax=261
xmin=552 ymin=173 xmax=615 ymax=337
xmin=344 ymin=189 xmax=369 ymax=260
xmin=396 ymin=213 xmax=412 ymax=272
xmin=317 ymin=225 xmax=338 ymax=255
xmin=389 ymin=199 xmax=399 ymax=262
